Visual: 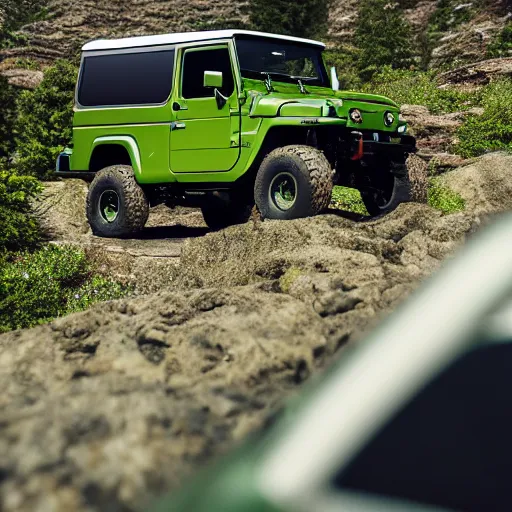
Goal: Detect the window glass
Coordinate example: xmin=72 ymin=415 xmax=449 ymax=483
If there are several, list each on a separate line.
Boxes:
xmin=181 ymin=47 xmax=234 ymax=99
xmin=78 ymin=49 xmax=175 ymax=107
xmin=236 ymin=36 xmax=329 ymax=87
xmin=334 ymin=343 xmax=512 ymax=511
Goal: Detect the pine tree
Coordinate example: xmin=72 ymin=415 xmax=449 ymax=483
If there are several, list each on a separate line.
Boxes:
xmin=13 ymin=60 xmax=77 ymax=179
xmin=249 ymin=0 xmax=332 ymax=39
xmin=355 ymin=0 xmax=414 ymax=80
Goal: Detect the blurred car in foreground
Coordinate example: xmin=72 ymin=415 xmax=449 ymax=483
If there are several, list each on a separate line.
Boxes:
xmin=153 ymin=214 xmax=512 ymax=512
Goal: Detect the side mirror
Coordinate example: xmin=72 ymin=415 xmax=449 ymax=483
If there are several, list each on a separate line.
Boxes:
xmin=204 ymin=70 xmax=223 ymax=89
xmin=330 ymin=66 xmax=340 ymax=91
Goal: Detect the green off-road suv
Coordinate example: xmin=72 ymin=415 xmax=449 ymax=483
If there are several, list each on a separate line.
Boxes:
xmin=56 ymin=29 xmax=416 ymax=237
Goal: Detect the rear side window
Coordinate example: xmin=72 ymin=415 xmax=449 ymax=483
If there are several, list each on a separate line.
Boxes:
xmin=181 ymin=47 xmax=234 ymax=99
xmin=78 ymin=49 xmax=175 ymax=107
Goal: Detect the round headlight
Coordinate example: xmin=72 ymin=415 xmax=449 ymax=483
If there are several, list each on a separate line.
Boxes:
xmin=350 ymin=109 xmax=363 ymax=124
xmin=384 ymin=111 xmax=395 ymax=126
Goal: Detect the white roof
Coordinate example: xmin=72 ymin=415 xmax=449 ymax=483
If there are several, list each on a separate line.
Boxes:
xmin=82 ymin=29 xmax=325 ymax=52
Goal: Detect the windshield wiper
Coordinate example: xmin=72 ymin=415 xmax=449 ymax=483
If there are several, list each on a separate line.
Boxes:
xmin=290 ymin=75 xmax=317 ymax=95
xmin=257 ymin=71 xmax=295 ymax=93
xmin=261 ymin=72 xmax=274 ymax=93
xmin=240 ymin=68 xmax=318 ymax=94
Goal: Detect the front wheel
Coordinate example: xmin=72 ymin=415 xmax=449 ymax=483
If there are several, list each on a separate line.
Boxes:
xmin=254 ymin=145 xmax=333 ymax=220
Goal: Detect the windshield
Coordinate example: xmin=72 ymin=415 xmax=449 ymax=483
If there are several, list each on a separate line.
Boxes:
xmin=235 ymin=36 xmax=329 ymax=88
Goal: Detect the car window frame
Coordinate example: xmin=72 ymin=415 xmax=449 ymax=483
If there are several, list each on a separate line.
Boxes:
xmin=76 ymin=45 xmax=177 ymax=110
xmin=178 ymin=42 xmax=238 ymax=101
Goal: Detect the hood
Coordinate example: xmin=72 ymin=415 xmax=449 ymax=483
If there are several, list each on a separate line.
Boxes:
xmin=244 ymin=80 xmax=399 ymax=119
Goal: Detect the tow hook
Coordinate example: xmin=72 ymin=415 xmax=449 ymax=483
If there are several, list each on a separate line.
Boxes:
xmin=350 ymin=131 xmax=364 ymax=161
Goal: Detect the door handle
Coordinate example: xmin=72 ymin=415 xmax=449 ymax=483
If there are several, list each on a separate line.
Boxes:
xmin=171 ymin=122 xmax=186 ymax=131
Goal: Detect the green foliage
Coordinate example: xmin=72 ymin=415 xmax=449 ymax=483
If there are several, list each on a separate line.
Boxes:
xmin=428 ymin=178 xmax=465 ymax=214
xmin=0 ymin=0 xmax=48 ymax=49
xmin=487 ymin=22 xmax=512 ymax=58
xmin=456 ymin=79 xmax=512 ymax=158
xmin=0 ymin=75 xmax=19 ymax=157
xmin=355 ymin=0 xmax=414 ymax=81
xmin=279 ymin=266 xmax=303 ymax=293
xmin=330 ymin=186 xmax=368 ymax=215
xmin=248 ymin=0 xmax=331 ymax=39
xmin=428 ymin=0 xmax=474 ymax=34
xmin=0 ymin=245 xmax=129 ymax=332
xmin=323 ymin=47 xmax=361 ymax=90
xmin=13 ymin=59 xmax=77 ymax=179
xmin=364 ymin=67 xmax=479 ymax=113
xmin=12 ymin=57 xmax=41 ymax=70
xmin=0 ymin=167 xmax=41 ymax=254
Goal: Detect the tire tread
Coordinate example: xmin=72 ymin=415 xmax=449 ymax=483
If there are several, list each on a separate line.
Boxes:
xmin=256 ymin=145 xmax=333 ymax=218
xmin=86 ymin=165 xmax=149 ymax=237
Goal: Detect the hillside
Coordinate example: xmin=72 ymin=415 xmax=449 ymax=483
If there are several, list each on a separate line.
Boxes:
xmin=0 ymin=0 xmax=250 ymax=65
xmin=0 ymin=0 xmax=509 ymax=75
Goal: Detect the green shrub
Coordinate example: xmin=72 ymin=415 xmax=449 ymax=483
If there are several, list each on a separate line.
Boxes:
xmin=323 ymin=47 xmax=361 ymax=91
xmin=13 ymin=59 xmax=77 ymax=179
xmin=355 ymin=0 xmax=414 ymax=81
xmin=12 ymin=57 xmax=41 ymax=70
xmin=364 ymin=67 xmax=479 ymax=113
xmin=330 ymin=186 xmax=368 ymax=215
xmin=456 ymin=79 xmax=512 ymax=158
xmin=428 ymin=178 xmax=465 ymax=214
xmin=428 ymin=0 xmax=475 ymax=34
xmin=0 ymin=167 xmax=42 ymax=253
xmin=0 ymin=245 xmax=129 ymax=332
xmin=487 ymin=23 xmax=512 ymax=58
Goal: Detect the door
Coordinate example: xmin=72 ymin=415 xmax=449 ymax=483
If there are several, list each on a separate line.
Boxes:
xmin=170 ymin=44 xmax=241 ymax=173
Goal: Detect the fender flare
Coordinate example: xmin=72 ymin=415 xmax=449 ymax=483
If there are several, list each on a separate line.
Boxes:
xmin=90 ymin=136 xmax=142 ymax=177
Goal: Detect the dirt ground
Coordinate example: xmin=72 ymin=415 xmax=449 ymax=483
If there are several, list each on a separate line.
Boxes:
xmin=2 ymin=152 xmax=512 ymax=511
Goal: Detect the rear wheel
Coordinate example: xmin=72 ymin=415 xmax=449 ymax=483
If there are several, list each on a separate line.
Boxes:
xmin=86 ymin=165 xmax=149 ymax=237
xmin=201 ymin=193 xmax=253 ymax=231
xmin=254 ymin=145 xmax=333 ymax=220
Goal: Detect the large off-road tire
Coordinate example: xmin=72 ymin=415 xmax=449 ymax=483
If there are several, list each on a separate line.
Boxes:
xmin=254 ymin=145 xmax=333 ymax=220
xmin=86 ymin=165 xmax=149 ymax=238
xmin=201 ymin=194 xmax=253 ymax=231
xmin=360 ymin=156 xmax=427 ymax=217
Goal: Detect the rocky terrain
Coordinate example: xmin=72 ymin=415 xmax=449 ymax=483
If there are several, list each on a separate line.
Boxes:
xmin=34 ymin=180 xmax=208 ymax=294
xmin=1 ymin=152 xmax=512 ymax=511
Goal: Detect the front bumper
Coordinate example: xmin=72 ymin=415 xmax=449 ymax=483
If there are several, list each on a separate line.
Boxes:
xmin=349 ymin=132 xmax=416 ymax=161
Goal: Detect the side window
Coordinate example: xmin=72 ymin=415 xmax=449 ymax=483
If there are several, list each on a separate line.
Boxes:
xmin=78 ymin=49 xmax=175 ymax=107
xmin=181 ymin=47 xmax=234 ymax=100
xmin=334 ymin=343 xmax=512 ymax=511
